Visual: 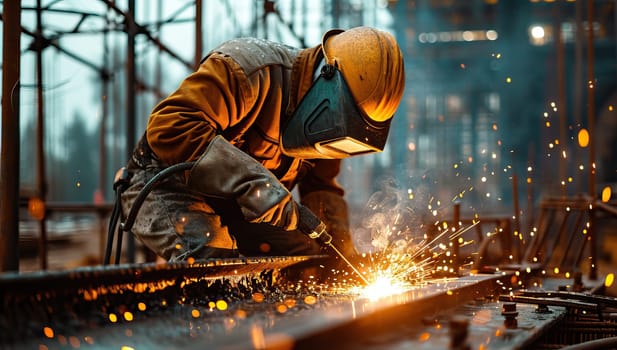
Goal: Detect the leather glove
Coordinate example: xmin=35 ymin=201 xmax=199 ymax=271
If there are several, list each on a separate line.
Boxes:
xmin=187 ymin=135 xmax=298 ymax=230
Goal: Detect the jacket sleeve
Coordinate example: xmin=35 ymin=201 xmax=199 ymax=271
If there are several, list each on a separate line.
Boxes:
xmin=146 ymin=54 xmax=251 ymax=165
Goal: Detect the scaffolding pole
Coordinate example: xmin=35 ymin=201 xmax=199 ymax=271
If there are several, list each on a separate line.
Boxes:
xmin=0 ymin=0 xmax=22 ymax=272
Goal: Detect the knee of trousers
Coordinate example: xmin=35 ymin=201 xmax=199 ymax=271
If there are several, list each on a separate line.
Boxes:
xmin=120 ymin=170 xmax=236 ymax=260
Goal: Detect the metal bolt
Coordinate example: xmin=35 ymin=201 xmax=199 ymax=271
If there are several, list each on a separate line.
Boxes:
xmin=573 ymin=271 xmax=584 ymax=292
xmin=501 ymin=302 xmax=518 ymax=329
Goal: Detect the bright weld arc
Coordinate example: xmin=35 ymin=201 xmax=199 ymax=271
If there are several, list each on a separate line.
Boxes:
xmin=355 ymin=222 xmax=480 ymax=300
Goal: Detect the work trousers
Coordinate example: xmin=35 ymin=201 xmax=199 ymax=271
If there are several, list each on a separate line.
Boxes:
xmin=120 ymin=139 xmax=322 ymax=262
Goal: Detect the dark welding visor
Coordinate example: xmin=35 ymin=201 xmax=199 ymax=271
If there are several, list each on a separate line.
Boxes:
xmin=281 ymin=66 xmax=391 ymax=159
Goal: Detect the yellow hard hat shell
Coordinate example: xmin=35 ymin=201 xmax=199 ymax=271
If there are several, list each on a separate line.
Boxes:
xmin=322 ymin=27 xmax=405 ymax=122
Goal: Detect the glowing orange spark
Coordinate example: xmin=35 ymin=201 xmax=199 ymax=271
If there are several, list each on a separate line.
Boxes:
xmin=578 ymin=129 xmax=590 ymax=148
xmin=602 ymin=187 xmax=612 ymax=203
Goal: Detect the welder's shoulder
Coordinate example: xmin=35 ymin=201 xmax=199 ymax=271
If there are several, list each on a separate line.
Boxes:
xmin=206 ymin=37 xmax=299 ymax=76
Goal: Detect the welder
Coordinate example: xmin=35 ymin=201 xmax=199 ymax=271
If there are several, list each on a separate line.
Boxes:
xmin=119 ymin=26 xmax=405 ymax=271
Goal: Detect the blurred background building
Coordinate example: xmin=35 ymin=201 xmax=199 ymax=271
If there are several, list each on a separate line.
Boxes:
xmin=1 ymin=0 xmax=616 ymax=270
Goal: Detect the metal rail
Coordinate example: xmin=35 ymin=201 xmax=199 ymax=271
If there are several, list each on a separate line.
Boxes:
xmin=1 ymin=268 xmax=515 ymax=349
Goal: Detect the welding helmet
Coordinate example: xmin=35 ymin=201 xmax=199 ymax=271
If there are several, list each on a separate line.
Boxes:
xmin=281 ymin=27 xmax=405 ymax=159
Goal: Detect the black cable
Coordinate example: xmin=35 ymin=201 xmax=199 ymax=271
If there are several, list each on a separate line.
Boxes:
xmin=103 ymin=189 xmax=121 ymax=264
xmin=121 ymin=161 xmax=196 ymax=233
xmin=114 ymin=216 xmax=124 ymax=265
xmin=105 ymin=161 xmax=195 ymax=264
xmin=104 ymin=167 xmax=131 ymax=265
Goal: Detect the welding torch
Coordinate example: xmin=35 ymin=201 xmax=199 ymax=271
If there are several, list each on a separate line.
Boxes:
xmin=297 ymin=205 xmax=369 ymax=285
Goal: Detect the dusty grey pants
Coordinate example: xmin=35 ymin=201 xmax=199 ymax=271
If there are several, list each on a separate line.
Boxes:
xmin=120 ymin=143 xmax=322 ymax=261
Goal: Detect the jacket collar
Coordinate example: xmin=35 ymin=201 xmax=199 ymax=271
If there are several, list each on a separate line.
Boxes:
xmin=286 ymin=45 xmax=324 ymax=117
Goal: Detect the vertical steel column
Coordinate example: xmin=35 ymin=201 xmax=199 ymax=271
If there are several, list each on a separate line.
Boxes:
xmin=0 ymin=0 xmax=22 ymax=272
xmin=303 ymin=0 xmax=308 ymax=40
xmin=452 ymin=202 xmax=461 ymax=272
xmin=155 ymin=0 xmax=163 ymax=101
xmin=555 ymin=5 xmax=567 ymax=198
xmin=574 ymin=0 xmax=585 ymax=193
xmin=525 ymin=145 xmax=536 ymax=237
xmin=35 ymin=0 xmax=49 ymax=270
xmin=194 ymin=0 xmax=203 ymax=70
xmin=100 ymin=10 xmax=110 ymax=203
xmin=98 ymin=10 xmax=111 ymax=260
xmin=392 ymin=0 xmax=409 ymax=186
xmin=586 ymin=1 xmax=596 ymax=199
xmin=511 ymin=174 xmax=521 ymax=262
xmin=126 ymin=0 xmax=136 ymax=174
xmin=99 ymin=96 xmax=108 ymax=203
xmin=263 ymin=0 xmax=274 ymax=40
xmin=586 ymin=0 xmax=597 ymax=280
xmin=332 ymin=0 xmax=341 ymax=28
xmin=125 ymin=0 xmax=137 ymax=263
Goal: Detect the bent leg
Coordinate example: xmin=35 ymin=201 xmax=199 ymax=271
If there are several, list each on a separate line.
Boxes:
xmin=121 ymin=165 xmax=237 ymax=261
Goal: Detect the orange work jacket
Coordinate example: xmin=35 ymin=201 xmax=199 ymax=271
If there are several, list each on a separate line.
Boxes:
xmin=145 ymin=37 xmax=344 ymax=197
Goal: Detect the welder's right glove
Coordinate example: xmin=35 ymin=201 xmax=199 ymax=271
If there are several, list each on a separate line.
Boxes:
xmin=301 ymin=190 xmax=358 ymax=258
xmin=187 ymin=135 xmax=298 ymax=230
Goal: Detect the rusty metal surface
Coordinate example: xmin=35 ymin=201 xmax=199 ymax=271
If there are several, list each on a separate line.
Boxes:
xmin=239 ymin=274 xmax=519 ymax=350
xmin=1 ymin=256 xmax=613 ymax=350
xmin=516 ymin=290 xmax=617 ymax=308
xmin=499 ymin=295 xmax=601 ymax=312
xmin=0 ymin=255 xmax=317 ymax=295
xmin=356 ymin=298 xmax=567 ymax=350
xmin=0 ymin=255 xmax=322 ymax=348
xmin=2 ymin=272 xmax=516 ymax=349
xmin=195 ymin=274 xmax=517 ymax=349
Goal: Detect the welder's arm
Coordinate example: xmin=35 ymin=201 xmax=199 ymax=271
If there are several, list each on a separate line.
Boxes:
xmin=147 ymin=54 xmax=254 ymax=166
xmin=187 ymin=135 xmax=298 ymax=230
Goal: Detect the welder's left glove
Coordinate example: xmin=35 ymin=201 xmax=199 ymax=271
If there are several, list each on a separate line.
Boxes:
xmin=301 ymin=190 xmax=358 ymax=258
xmin=187 ymin=135 xmax=298 ymax=230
